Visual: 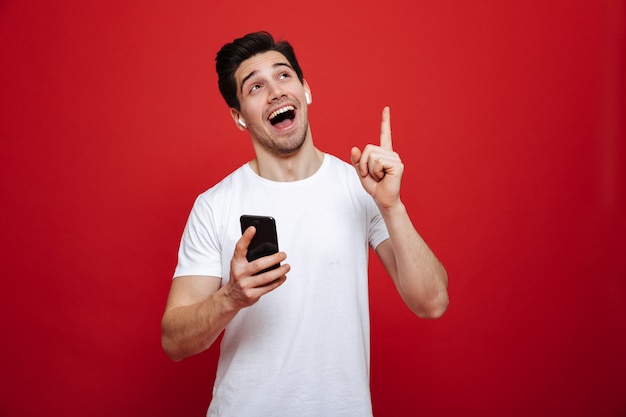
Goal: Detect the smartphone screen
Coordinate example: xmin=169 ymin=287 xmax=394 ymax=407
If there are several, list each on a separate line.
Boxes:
xmin=240 ymin=215 xmax=280 ymax=274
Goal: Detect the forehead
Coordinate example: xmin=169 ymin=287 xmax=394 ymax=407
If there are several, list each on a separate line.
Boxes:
xmin=234 ymin=50 xmax=291 ymax=87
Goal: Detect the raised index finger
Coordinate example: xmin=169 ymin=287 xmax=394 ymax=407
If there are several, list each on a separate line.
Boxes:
xmin=380 ymin=106 xmax=392 ymax=150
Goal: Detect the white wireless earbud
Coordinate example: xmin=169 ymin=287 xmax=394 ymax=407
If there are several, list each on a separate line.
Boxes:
xmin=305 ymin=92 xmax=312 ymax=105
xmin=238 ymin=118 xmax=247 ymax=128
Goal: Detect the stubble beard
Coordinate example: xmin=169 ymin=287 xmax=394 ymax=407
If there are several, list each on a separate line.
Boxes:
xmin=254 ymin=121 xmax=309 ymax=156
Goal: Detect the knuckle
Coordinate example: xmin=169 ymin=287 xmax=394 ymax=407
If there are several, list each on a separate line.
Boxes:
xmin=250 ymin=258 xmax=265 ymax=271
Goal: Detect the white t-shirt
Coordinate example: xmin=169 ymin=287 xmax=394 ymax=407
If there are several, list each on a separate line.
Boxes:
xmin=174 ymin=154 xmax=389 ymax=417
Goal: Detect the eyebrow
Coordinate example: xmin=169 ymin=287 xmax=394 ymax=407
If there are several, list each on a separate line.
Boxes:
xmin=240 ymin=62 xmax=295 ymax=94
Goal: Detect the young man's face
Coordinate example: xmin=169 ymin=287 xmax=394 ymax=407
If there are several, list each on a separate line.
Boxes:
xmin=232 ymin=50 xmax=311 ymax=155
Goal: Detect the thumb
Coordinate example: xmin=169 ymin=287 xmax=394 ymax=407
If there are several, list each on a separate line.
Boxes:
xmin=350 ymin=147 xmax=365 ymax=176
xmin=350 ymin=146 xmax=361 ymax=166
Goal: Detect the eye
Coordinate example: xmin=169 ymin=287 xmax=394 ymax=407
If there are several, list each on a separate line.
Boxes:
xmin=249 ymin=83 xmax=261 ymax=94
xmin=279 ymin=72 xmax=290 ymax=80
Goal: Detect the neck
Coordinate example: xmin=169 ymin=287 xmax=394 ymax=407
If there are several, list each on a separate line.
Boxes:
xmin=250 ymin=145 xmax=324 ymax=182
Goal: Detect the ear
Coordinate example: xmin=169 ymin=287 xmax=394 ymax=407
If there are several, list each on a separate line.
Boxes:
xmin=303 ymin=80 xmax=312 ymax=105
xmin=230 ymin=108 xmax=247 ymax=130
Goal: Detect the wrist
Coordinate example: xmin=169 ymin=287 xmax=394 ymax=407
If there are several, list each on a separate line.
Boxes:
xmin=214 ymin=285 xmax=242 ymax=315
xmin=378 ymin=199 xmax=406 ymax=216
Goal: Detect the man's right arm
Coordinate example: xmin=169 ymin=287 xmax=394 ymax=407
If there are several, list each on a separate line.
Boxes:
xmin=161 ymin=226 xmax=289 ymax=361
xmin=161 ymin=275 xmax=235 ymax=361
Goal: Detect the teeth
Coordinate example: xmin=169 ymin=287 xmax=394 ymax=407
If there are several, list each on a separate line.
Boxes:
xmin=269 ymin=105 xmax=295 ymax=120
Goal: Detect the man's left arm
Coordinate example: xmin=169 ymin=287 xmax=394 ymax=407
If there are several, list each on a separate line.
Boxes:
xmin=351 ymin=106 xmax=449 ymax=318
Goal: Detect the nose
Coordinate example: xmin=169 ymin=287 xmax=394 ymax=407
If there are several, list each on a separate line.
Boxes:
xmin=267 ymin=80 xmax=286 ymax=102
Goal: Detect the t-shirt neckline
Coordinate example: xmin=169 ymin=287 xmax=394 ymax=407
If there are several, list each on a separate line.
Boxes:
xmin=243 ymin=153 xmax=329 ymax=187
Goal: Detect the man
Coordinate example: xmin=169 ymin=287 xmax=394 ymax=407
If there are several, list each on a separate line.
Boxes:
xmin=161 ymin=31 xmax=449 ymax=416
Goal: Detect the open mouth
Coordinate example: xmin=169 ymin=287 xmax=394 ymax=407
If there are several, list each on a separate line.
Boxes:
xmin=268 ymin=105 xmax=296 ymax=128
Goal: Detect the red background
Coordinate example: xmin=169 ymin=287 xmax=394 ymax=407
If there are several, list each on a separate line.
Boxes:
xmin=1 ymin=0 xmax=625 ymax=416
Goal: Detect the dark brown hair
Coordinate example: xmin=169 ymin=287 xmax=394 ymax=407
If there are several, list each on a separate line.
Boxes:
xmin=215 ymin=31 xmax=304 ymax=110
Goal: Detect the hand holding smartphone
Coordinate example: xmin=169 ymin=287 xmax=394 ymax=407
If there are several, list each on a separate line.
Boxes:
xmin=240 ymin=215 xmax=280 ymax=274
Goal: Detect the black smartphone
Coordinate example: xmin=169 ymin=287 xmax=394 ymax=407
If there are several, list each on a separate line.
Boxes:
xmin=240 ymin=215 xmax=280 ymax=274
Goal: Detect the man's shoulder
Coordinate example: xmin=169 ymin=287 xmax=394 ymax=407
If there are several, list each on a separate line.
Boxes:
xmin=196 ymin=164 xmax=248 ymax=202
xmin=323 ymin=153 xmax=355 ymax=174
xmin=208 ymin=163 xmax=250 ymax=191
xmin=322 ymin=153 xmax=362 ymax=186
